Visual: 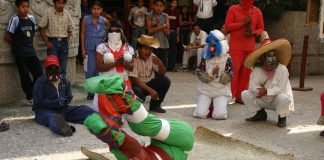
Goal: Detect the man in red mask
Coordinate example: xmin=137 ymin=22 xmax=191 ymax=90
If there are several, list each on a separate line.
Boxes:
xmin=225 ymin=0 xmax=264 ymax=104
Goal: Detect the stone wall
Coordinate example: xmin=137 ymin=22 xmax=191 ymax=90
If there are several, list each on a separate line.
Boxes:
xmin=266 ymin=11 xmax=324 ymax=77
xmin=0 ymin=0 xmax=80 ymax=105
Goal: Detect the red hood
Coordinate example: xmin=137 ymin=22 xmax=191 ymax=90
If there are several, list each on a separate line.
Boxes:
xmin=240 ymin=0 xmax=254 ymax=11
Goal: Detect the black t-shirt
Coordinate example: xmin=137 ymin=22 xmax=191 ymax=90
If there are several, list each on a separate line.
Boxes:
xmin=7 ymin=14 xmax=36 ymax=57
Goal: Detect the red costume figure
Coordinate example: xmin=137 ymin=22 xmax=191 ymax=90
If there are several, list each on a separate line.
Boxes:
xmin=317 ymin=92 xmax=324 ymax=136
xmin=225 ymin=0 xmax=264 ymax=104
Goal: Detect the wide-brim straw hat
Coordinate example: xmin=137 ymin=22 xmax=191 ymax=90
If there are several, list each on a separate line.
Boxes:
xmin=137 ymin=35 xmax=160 ymax=49
xmin=244 ymin=31 xmax=292 ymax=68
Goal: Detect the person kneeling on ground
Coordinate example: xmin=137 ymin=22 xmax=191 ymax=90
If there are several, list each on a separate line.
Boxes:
xmin=32 ymin=55 xmax=95 ymax=136
xmin=129 ymin=35 xmax=171 ymax=113
xmin=193 ymin=29 xmax=233 ymax=120
xmin=242 ymin=31 xmax=294 ymax=128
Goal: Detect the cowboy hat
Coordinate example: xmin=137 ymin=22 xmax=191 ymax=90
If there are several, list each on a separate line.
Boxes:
xmin=137 ymin=35 xmax=160 ymax=49
xmin=244 ymin=31 xmax=292 ymax=68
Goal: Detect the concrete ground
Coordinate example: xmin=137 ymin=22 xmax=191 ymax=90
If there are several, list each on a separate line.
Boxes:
xmin=1 ymin=66 xmax=324 ymax=160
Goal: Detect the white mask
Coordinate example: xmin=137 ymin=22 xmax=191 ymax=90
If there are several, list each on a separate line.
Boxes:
xmin=108 ymin=32 xmax=122 ymax=46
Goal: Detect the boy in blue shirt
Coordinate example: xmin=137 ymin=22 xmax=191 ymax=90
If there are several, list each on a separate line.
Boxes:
xmin=4 ymin=0 xmax=43 ymax=105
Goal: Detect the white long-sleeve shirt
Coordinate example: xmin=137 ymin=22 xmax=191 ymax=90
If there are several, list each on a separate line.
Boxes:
xmin=248 ymin=64 xmax=294 ymax=111
xmin=194 ymin=0 xmax=217 ymax=19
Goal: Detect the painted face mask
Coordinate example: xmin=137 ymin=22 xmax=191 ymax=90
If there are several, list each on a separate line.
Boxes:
xmin=46 ymin=65 xmax=61 ymax=82
xmin=262 ymin=50 xmax=278 ymax=71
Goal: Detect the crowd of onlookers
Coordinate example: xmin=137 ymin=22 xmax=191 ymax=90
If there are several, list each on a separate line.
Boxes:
xmin=1 ymin=0 xmax=324 ymax=140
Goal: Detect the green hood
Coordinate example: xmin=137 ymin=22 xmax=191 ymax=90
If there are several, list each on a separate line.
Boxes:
xmin=83 ymin=75 xmax=124 ymax=94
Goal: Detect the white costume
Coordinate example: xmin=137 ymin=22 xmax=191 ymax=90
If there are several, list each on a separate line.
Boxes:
xmin=193 ymin=30 xmax=232 ymax=119
xmin=242 ymin=64 xmax=294 ymax=117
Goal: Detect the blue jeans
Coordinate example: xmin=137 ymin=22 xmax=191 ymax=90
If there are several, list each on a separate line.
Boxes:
xmin=34 ymin=105 xmax=95 ymax=135
xmin=131 ymin=27 xmax=146 ymax=49
xmin=47 ymin=38 xmax=69 ymax=77
xmin=85 ymin=50 xmax=98 ymax=96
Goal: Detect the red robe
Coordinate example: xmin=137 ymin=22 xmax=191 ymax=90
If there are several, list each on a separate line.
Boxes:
xmin=225 ymin=0 xmax=264 ymax=100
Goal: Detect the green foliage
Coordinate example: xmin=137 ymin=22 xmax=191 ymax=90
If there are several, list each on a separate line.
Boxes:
xmin=225 ymin=0 xmax=307 ymax=19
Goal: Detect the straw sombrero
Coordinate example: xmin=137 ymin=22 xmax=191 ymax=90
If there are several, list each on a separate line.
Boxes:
xmin=244 ymin=31 xmax=292 ymax=68
xmin=137 ymin=35 xmax=160 ymax=49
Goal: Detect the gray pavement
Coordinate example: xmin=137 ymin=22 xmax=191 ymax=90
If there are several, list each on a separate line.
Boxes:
xmin=1 ymin=68 xmax=324 ymax=160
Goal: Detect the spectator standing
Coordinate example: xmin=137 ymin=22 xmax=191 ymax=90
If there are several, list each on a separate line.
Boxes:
xmin=81 ymin=0 xmax=91 ymax=17
xmin=146 ymin=0 xmax=170 ymax=68
xmin=128 ymin=0 xmax=147 ymax=49
xmin=178 ymin=5 xmax=192 ymax=45
xmin=193 ymin=0 xmax=217 ymax=34
xmin=225 ymin=0 xmax=264 ymax=104
xmin=178 ymin=5 xmax=193 ymax=63
xmin=129 ymin=35 xmax=171 ymax=113
xmin=77 ymin=0 xmax=91 ymax=65
xmin=165 ymin=0 xmax=180 ymax=71
xmin=38 ymin=0 xmax=75 ymax=77
xmin=177 ymin=23 xmax=207 ymax=72
xmin=4 ymin=0 xmax=43 ymax=105
xmin=80 ymin=1 xmax=108 ymax=100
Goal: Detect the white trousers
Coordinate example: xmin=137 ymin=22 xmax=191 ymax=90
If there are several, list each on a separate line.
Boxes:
xmin=193 ymin=94 xmax=230 ymax=119
xmin=241 ymin=90 xmax=291 ymax=117
xmin=182 ymin=48 xmax=202 ymax=67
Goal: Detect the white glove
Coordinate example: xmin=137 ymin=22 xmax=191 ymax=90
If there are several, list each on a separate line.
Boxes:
xmin=103 ymin=53 xmax=115 ymax=64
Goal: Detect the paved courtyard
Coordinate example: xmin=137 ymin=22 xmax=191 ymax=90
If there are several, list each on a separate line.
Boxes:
xmin=0 ymin=67 xmax=324 ymax=160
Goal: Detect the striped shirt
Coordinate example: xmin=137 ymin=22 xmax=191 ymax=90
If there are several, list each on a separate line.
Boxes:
xmin=38 ymin=7 xmax=74 ymax=38
xmin=129 ymin=53 xmax=159 ymax=83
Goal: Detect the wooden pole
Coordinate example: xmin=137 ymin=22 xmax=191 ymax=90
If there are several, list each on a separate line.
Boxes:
xmin=292 ymin=35 xmax=313 ymax=91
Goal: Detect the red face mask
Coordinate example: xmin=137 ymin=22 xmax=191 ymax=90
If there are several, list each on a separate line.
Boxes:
xmin=240 ymin=0 xmax=254 ymax=11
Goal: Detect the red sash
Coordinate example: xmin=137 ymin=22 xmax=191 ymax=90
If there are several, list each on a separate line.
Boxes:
xmin=105 ymin=44 xmax=127 ymax=73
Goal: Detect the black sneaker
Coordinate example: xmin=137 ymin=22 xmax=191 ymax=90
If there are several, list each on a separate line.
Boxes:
xmin=320 ymin=130 xmax=324 ymax=137
xmin=54 ymin=115 xmax=73 ymax=137
xmin=149 ymin=107 xmax=166 ymax=113
xmin=0 ymin=121 xmax=9 ymax=132
xmin=246 ymin=109 xmax=267 ymax=121
xmin=277 ymin=115 xmax=286 ymax=127
xmin=87 ymin=95 xmax=94 ymax=100
xmin=235 ymin=99 xmax=244 ymax=105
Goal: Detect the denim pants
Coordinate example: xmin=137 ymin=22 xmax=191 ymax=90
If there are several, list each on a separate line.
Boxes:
xmin=85 ymin=50 xmax=99 ymax=96
xmin=131 ymin=27 xmax=146 ymax=49
xmin=34 ymin=105 xmax=95 ymax=135
xmin=47 ymin=39 xmax=69 ymax=77
xmin=167 ymin=30 xmax=177 ymax=71
xmin=132 ymin=76 xmax=171 ymax=109
xmin=15 ymin=56 xmax=43 ymax=100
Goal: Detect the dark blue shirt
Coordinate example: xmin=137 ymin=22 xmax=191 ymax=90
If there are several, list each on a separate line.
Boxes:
xmin=6 ymin=14 xmax=36 ymax=57
xmin=32 ymin=76 xmax=73 ymax=111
